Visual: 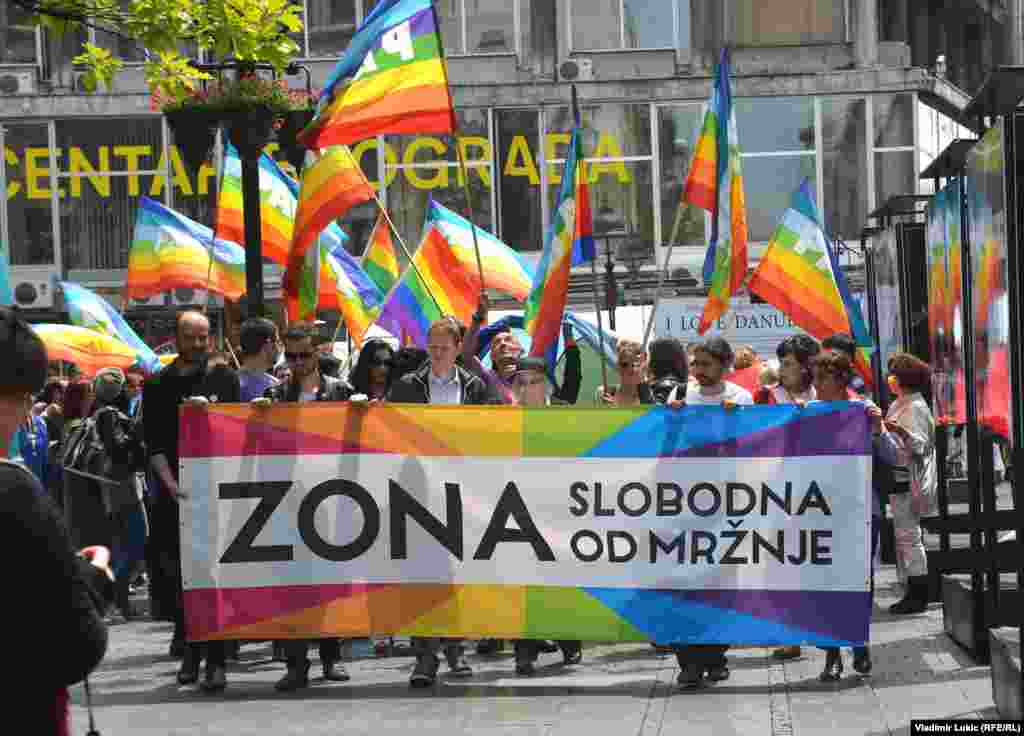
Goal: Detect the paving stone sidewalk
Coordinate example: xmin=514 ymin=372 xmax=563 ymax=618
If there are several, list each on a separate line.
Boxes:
xmin=71 ymin=565 xmax=1003 ymax=736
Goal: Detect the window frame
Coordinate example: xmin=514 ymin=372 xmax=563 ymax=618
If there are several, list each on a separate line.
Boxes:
xmin=723 ymin=0 xmax=849 ymax=48
xmin=566 ymin=0 xmax=683 ymax=54
xmin=436 ymin=0 xmax=522 ymax=58
xmin=0 ymin=20 xmax=43 ymax=69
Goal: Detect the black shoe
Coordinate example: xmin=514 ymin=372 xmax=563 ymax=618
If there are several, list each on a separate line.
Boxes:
xmin=515 ymin=659 xmax=535 ymax=676
xmin=177 ymin=651 xmax=199 ymax=685
xmin=852 ymin=646 xmax=872 ymax=674
xmin=446 ymin=654 xmax=473 ymax=678
xmin=226 ymin=641 xmax=241 ymax=661
xmin=275 ymin=662 xmax=311 ymax=692
xmin=705 ymin=664 xmax=730 ymax=682
xmin=410 ymin=655 xmax=439 ymax=688
xmin=323 ymin=660 xmax=350 ymax=682
xmin=888 ymin=576 xmax=929 ymax=615
xmin=475 ymin=639 xmax=502 ymax=655
xmin=115 ymin=577 xmax=134 ymax=621
xmin=200 ymin=664 xmax=227 ymax=693
xmin=169 ymin=638 xmax=185 ymax=659
xmin=677 ymin=663 xmax=703 ymax=689
xmin=538 ymin=641 xmax=559 ymax=654
xmin=561 ymin=643 xmax=583 ymax=666
xmin=819 ymin=649 xmax=843 ymax=682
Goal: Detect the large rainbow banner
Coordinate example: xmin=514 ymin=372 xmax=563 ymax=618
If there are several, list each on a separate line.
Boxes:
xmin=179 ymin=403 xmax=872 ymax=646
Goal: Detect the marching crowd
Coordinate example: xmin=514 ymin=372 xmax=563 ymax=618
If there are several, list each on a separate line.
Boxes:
xmin=0 ymin=300 xmax=938 ymax=730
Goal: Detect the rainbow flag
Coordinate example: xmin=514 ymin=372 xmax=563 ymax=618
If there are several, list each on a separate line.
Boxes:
xmin=376 ymin=200 xmax=534 ymax=346
xmin=128 ymin=197 xmax=247 ymax=301
xmin=747 ymin=180 xmax=873 ymax=385
xmin=285 ymin=146 xmax=375 ymax=296
xmin=31 ymin=323 xmax=144 ymax=378
xmin=215 ymin=144 xmax=299 ymax=266
xmin=60 ymin=282 xmax=162 ymax=374
xmin=362 ymin=213 xmax=401 ymax=296
xmin=321 ymin=230 xmax=385 ymax=345
xmin=685 ymin=48 xmax=748 ymax=334
xmin=524 ymin=90 xmax=593 ymax=363
xmin=299 ymin=0 xmax=456 ymax=150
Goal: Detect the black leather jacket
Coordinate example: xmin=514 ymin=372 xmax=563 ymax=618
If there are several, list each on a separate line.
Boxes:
xmin=387 ymin=364 xmax=496 ymax=405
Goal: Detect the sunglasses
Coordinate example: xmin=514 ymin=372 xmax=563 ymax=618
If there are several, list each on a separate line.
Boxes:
xmin=285 ymin=351 xmax=314 ymax=362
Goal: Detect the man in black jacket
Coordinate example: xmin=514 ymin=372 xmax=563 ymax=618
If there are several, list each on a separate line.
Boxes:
xmin=142 ymin=310 xmax=239 ymax=693
xmin=388 ymin=318 xmax=496 ymax=687
xmin=261 ymin=326 xmax=353 ymax=691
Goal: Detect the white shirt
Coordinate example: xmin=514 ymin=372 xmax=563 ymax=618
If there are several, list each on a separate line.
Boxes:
xmin=428 ymin=366 xmax=461 ymax=405
xmin=767 ymin=384 xmax=816 ymax=405
xmin=685 ymin=381 xmax=754 ymax=406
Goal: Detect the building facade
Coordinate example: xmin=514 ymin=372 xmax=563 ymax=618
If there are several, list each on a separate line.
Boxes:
xmin=0 ymin=0 xmax=1015 ymax=342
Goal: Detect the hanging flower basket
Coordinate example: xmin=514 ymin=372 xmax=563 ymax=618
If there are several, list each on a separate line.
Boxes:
xmin=277 ymin=108 xmax=315 ymax=173
xmin=165 ymin=108 xmax=219 ymax=175
xmin=226 ymin=104 xmax=278 ymax=159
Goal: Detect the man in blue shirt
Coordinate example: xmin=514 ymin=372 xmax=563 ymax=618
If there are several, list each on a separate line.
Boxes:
xmin=236 ymin=318 xmax=281 ymax=402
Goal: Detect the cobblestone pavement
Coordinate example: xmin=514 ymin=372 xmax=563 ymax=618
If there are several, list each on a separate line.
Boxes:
xmin=72 ymin=565 xmax=1001 ymax=736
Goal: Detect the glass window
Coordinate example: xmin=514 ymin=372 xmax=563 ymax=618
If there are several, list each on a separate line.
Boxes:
xmin=385 ymin=165 xmax=491 ymax=255
xmin=61 ymin=177 xmax=146 ymax=270
xmin=623 ymin=0 xmax=678 ymax=49
xmin=306 ymin=0 xmax=357 ymax=58
xmin=95 ymin=0 xmax=145 ymax=61
xmin=0 ymin=2 xmax=36 ymax=64
xmin=731 ymin=0 xmax=843 ymax=46
xmin=735 ymin=97 xmax=814 ymax=153
xmin=874 ymin=150 xmax=916 ymax=206
xmin=4 ymin=124 xmax=55 ymax=266
xmin=497 ymin=109 xmax=542 ymax=253
xmin=56 ymin=118 xmax=162 ymax=173
xmin=545 ymin=103 xmax=652 ymax=159
xmin=571 ymin=0 xmax=623 ymax=50
xmin=916 ymin=100 xmax=937 ymax=157
xmin=657 ymin=104 xmax=706 ymax=246
xmin=741 ymin=155 xmax=816 ymax=241
xmin=386 ymin=109 xmax=490 ymax=165
xmin=436 ymin=0 xmax=465 ymax=54
xmin=822 ymin=97 xmax=867 ymax=241
xmin=467 ymin=0 xmax=516 ymax=53
xmin=550 ymin=161 xmax=656 ymax=264
xmin=874 ymin=93 xmax=914 ymax=148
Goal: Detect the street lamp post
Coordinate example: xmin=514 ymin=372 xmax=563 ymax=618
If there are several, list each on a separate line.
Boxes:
xmin=594 ymin=205 xmax=627 ymax=332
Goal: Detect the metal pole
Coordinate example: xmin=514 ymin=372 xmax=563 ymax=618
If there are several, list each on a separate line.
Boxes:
xmin=605 ymin=242 xmax=617 ymax=332
xmin=590 ymin=257 xmax=609 ymax=396
xmin=642 ymin=203 xmax=686 ymax=347
xmin=455 ymin=142 xmax=486 ymax=292
xmin=241 ymin=151 xmax=264 ymax=318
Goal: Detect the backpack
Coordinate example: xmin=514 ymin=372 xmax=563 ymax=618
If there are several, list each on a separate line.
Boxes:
xmin=61 ymin=407 xmax=142 ymax=512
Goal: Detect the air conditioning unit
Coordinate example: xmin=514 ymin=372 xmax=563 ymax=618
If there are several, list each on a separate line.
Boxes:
xmin=559 ymin=58 xmax=594 ymax=82
xmin=0 ymin=69 xmax=37 ymax=96
xmin=12 ymin=278 xmax=55 ymax=309
xmin=127 ymin=293 xmax=167 ymax=309
xmin=169 ymin=288 xmax=223 ymax=308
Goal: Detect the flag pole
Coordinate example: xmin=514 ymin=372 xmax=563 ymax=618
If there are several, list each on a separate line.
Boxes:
xmin=204 ymin=130 xmax=226 ymax=316
xmin=342 ymin=147 xmax=444 ymax=315
xmin=642 ymin=202 xmax=686 ymax=347
xmin=430 ymin=0 xmax=486 ymax=294
xmin=590 ymin=256 xmax=609 ymax=396
xmin=570 ymin=85 xmax=608 ymax=395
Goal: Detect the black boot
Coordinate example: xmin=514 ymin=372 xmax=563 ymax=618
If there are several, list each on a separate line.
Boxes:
xmin=819 ymin=648 xmax=843 ymax=681
xmin=889 ymin=576 xmax=928 ymax=615
xmin=852 ymin=646 xmax=872 ymax=674
xmin=177 ymin=646 xmax=200 ymax=685
xmin=275 ymin=661 xmax=311 ymax=692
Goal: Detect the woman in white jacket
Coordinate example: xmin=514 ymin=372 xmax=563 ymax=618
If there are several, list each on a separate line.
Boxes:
xmin=872 ymin=353 xmax=937 ymax=615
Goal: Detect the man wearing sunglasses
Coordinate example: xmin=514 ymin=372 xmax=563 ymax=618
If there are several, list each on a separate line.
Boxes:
xmin=260 ymin=325 xmax=352 ymax=691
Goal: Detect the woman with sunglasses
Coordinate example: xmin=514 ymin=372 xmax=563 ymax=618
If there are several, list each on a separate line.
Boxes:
xmin=597 ymin=340 xmax=654 ymax=405
xmin=509 ymin=357 xmax=584 ymax=674
xmin=348 ymin=339 xmax=396 ymax=401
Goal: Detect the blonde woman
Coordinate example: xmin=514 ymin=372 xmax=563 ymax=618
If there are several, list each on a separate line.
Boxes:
xmin=597 ymin=340 xmax=653 ymax=406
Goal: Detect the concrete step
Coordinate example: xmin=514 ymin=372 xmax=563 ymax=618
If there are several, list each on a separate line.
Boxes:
xmin=989 ymin=627 xmax=1023 ymax=719
xmin=942 ymin=574 xmax=1023 ymax=662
